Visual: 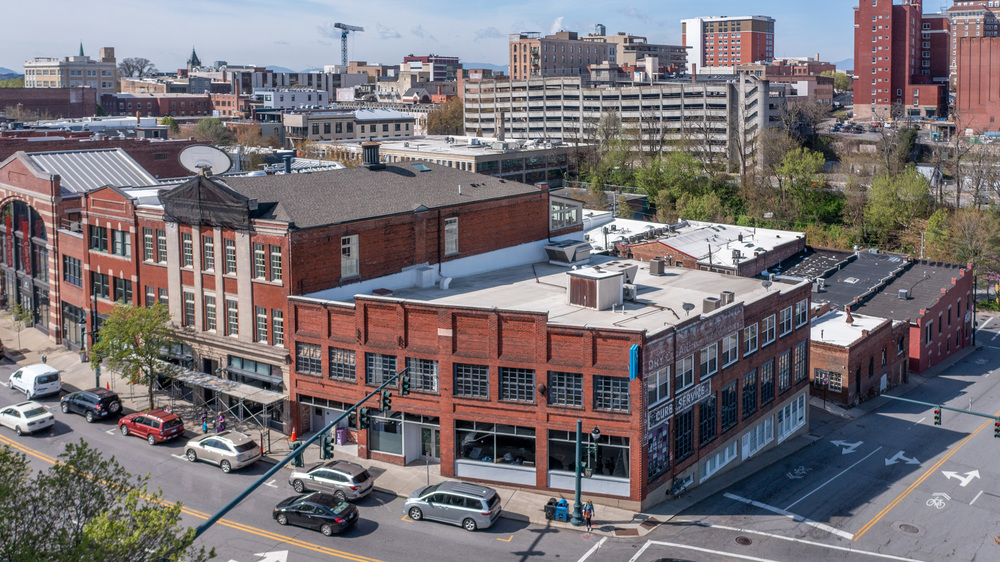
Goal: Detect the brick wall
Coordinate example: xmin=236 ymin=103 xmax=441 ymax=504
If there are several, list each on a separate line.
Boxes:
xmin=0 ymin=87 xmax=97 ymax=118
xmin=910 ymin=263 xmax=974 ymax=373
xmin=810 ymin=316 xmax=908 ymax=406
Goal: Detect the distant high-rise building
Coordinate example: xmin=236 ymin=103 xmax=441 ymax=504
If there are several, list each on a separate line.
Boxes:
xmin=852 ymin=0 xmax=947 ymax=120
xmin=946 ymin=1 xmax=1000 ymax=85
xmin=23 ymin=46 xmax=117 ymax=98
xmin=508 ymin=31 xmax=615 ymax=80
xmin=681 ymin=16 xmax=775 ymax=71
xmin=402 ymin=55 xmax=461 ymax=82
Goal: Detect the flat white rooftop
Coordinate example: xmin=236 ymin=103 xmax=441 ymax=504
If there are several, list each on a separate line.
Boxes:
xmin=811 ymin=310 xmax=889 ymax=347
xmin=314 ymin=255 xmax=802 ymax=336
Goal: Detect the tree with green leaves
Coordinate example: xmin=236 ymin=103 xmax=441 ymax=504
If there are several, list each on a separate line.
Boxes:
xmin=0 ymin=440 xmax=212 ymax=562
xmin=426 ymin=97 xmax=464 ymax=135
xmin=0 ymin=77 xmax=25 ymax=88
xmin=90 ymin=302 xmax=177 ymax=410
xmin=864 ymin=166 xmax=933 ymax=245
xmin=192 ymin=117 xmax=234 ymax=146
xmin=820 ymin=70 xmax=852 ymax=92
xmin=775 ymin=147 xmax=826 ymax=219
xmin=160 ymin=115 xmax=180 ymax=135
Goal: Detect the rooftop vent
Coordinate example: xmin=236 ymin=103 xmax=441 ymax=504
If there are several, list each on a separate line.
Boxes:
xmin=544 ymin=240 xmax=592 ymax=267
xmin=898 ymin=289 xmax=909 ymax=300
xmin=720 ymin=291 xmax=735 ymax=305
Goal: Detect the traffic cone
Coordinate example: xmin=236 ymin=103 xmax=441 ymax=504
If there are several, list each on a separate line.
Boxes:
xmin=106 ymin=381 xmax=110 ymax=390
xmin=290 ymin=426 xmax=297 ymax=442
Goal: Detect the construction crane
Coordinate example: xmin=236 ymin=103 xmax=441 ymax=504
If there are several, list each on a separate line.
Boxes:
xmin=333 ymin=23 xmax=364 ymax=66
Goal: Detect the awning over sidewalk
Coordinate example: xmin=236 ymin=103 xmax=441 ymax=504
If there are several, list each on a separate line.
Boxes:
xmin=167 ymin=366 xmax=286 ymax=407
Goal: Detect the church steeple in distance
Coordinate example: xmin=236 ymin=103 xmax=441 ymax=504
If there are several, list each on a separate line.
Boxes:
xmin=187 ymin=46 xmax=201 ymax=69
xmin=79 ymin=41 xmax=84 ymax=57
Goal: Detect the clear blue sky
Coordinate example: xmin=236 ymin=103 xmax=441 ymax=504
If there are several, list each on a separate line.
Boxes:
xmin=1 ymin=1 xmax=946 ymax=73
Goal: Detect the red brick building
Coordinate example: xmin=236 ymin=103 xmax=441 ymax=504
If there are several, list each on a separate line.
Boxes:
xmin=852 ymin=0 xmax=948 ymax=120
xmin=0 ymin=136 xmax=207 ymax=179
xmin=289 ymin=249 xmax=812 ymax=508
xmin=682 ymin=15 xmax=776 ymax=70
xmin=955 ymin=36 xmax=1000 ymax=131
xmin=810 ymin=307 xmax=909 ymax=407
xmin=101 ymin=93 xmax=213 ymax=117
xmin=0 ymin=87 xmax=98 ymax=119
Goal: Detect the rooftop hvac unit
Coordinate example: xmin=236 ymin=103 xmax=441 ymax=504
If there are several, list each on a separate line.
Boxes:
xmin=544 ymin=240 xmax=593 ymax=266
xmin=703 ymin=296 xmax=721 ymax=313
xmin=898 ymin=289 xmax=909 ymax=300
xmin=649 ymin=258 xmax=665 ymax=276
xmin=720 ymin=291 xmax=735 ymax=305
xmin=612 ymin=263 xmax=639 ymax=284
xmin=623 ymin=283 xmax=637 ymax=302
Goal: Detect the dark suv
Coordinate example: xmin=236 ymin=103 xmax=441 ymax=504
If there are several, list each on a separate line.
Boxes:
xmin=61 ymin=388 xmax=122 ymax=423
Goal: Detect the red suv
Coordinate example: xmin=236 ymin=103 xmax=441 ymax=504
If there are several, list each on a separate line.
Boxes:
xmin=119 ymin=409 xmax=185 ymax=445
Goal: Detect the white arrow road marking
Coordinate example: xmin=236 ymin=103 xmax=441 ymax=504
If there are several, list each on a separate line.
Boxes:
xmin=105 ymin=429 xmax=116 ymax=435
xmin=253 ymin=551 xmax=289 ymax=562
xmin=171 ymin=454 xmax=187 ymax=461
xmin=942 ymin=470 xmax=981 ymax=487
xmin=884 ymin=451 xmax=920 ymax=466
xmin=264 ymin=479 xmax=278 ymax=488
xmin=830 ymin=440 xmax=863 ymax=454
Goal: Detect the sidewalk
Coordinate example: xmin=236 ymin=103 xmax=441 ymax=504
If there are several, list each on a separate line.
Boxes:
xmin=0 ymin=312 xmax=990 ymax=538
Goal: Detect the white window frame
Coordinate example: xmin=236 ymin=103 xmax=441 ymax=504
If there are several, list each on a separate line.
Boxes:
xmin=700 ymin=343 xmax=718 ymax=379
xmin=675 ymin=355 xmax=695 ymax=392
xmin=743 ymin=323 xmax=758 ymax=356
xmin=701 ymin=441 xmax=738 ymax=481
xmin=204 ymin=295 xmax=216 ymax=332
xmin=779 ymin=306 xmax=793 ymax=336
xmin=646 ymin=367 xmax=670 ymax=407
xmin=777 ymin=393 xmax=807 ymax=442
xmin=721 ymin=333 xmax=739 ymax=367
xmin=795 ymin=299 xmax=808 ymax=327
xmin=741 ymin=416 xmax=773 ymax=460
xmin=341 ymin=235 xmax=359 ymax=278
xmin=226 ymin=299 xmax=239 ymax=336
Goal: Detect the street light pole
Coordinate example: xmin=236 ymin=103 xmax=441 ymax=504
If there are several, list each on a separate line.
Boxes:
xmin=570 ymin=419 xmax=584 ymax=526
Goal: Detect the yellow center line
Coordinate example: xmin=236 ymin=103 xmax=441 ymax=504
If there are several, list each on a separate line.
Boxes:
xmin=0 ymin=434 xmax=383 ymax=562
xmin=853 ymin=411 xmax=999 ymax=541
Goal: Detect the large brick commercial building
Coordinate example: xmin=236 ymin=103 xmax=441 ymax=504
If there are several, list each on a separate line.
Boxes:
xmin=289 ymin=243 xmax=812 ymax=508
xmin=681 ymin=15 xmax=776 ymax=71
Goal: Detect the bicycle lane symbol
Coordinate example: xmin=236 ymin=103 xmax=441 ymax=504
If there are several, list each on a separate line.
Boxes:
xmin=926 ymin=492 xmax=950 ymax=509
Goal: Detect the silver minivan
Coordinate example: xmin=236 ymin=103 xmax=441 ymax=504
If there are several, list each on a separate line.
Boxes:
xmin=288 ymin=460 xmax=375 ymax=501
xmin=403 ymin=481 xmax=502 ymax=531
xmin=8 ymin=364 xmax=61 ymax=399
xmin=184 ymin=431 xmax=261 ymax=473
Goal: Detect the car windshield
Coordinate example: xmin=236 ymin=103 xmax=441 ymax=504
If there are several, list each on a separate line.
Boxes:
xmin=163 ymin=418 xmax=183 ymax=429
xmin=420 ymin=484 xmax=441 ymax=497
xmin=37 ymin=374 xmax=58 ymax=384
xmin=233 ymin=441 xmax=257 ymax=452
xmin=352 ymin=471 xmax=372 ymax=484
xmin=23 ymin=407 xmax=47 ymax=418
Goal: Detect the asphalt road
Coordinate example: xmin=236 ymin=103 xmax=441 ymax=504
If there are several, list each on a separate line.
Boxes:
xmin=0 ymin=362 xmax=596 ymax=562
xmin=586 ymin=316 xmax=1000 ymax=562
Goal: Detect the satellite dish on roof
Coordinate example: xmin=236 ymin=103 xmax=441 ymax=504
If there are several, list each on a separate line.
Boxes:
xmin=179 ymin=145 xmax=232 ymax=176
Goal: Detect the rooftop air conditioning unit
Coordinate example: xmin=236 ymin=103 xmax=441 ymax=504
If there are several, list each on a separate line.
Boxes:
xmin=703 ymin=297 xmax=721 ymax=313
xmin=720 ymin=291 xmax=735 ymax=305
xmin=649 ymin=258 xmax=665 ymax=276
xmin=544 ymin=240 xmax=593 ymax=267
xmin=623 ymin=283 xmax=637 ymax=302
xmin=898 ymin=289 xmax=909 ymax=300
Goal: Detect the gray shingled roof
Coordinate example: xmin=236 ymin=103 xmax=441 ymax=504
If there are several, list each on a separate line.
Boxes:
xmin=855 ymin=261 xmax=967 ymax=322
xmin=24 ymin=148 xmax=158 ymax=195
xmin=220 ymin=162 xmax=541 ymax=229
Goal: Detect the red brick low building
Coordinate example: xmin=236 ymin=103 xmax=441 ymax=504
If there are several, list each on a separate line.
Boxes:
xmin=810 ymin=307 xmax=910 ymax=407
xmin=0 ymin=136 xmax=208 ymax=179
xmin=0 ymin=87 xmax=98 ymax=119
xmin=288 ymin=256 xmax=812 ymax=509
xmin=955 ymin=36 xmax=1000 ymax=132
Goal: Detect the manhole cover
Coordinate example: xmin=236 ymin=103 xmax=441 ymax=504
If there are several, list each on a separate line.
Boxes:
xmin=899 ymin=524 xmax=920 ymax=534
xmin=735 ymin=536 xmax=753 ymax=546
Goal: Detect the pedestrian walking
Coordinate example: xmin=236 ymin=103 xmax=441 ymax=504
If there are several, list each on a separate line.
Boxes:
xmin=583 ymin=500 xmax=595 ymax=532
xmin=217 ymin=413 xmax=226 ymax=433
xmin=201 ymin=410 xmax=209 ymax=433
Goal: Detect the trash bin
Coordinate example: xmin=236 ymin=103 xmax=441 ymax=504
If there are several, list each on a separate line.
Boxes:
xmin=335 ymin=428 xmax=347 ymax=446
xmin=544 ymin=498 xmax=557 ymax=520
xmin=554 ymin=498 xmax=569 ymax=522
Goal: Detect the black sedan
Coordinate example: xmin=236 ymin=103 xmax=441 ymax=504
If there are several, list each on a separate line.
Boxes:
xmin=273 ymin=492 xmax=359 ymax=536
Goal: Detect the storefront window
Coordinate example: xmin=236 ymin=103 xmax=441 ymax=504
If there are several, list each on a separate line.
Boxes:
xmin=646 ymin=423 xmax=670 ymax=479
xmin=370 ymin=411 xmax=403 ymax=455
xmin=456 ymin=420 xmax=535 ymax=465
xmin=549 ymin=430 xmax=630 ymax=478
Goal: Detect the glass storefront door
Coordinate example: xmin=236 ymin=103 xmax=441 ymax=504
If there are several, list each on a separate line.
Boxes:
xmin=420 ymin=427 xmax=440 ymax=461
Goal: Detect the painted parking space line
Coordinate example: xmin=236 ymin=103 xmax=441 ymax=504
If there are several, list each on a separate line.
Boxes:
xmin=724 ymin=492 xmax=854 ymax=540
xmin=707 ymin=523 xmax=924 ymax=561
xmin=171 ymin=454 xmax=187 ymax=461
xmin=629 ymin=540 xmax=777 ymax=562
xmin=786 ymin=446 xmax=883 ymax=511
xmin=979 ymin=317 xmax=993 ymax=332
xmin=264 ymin=479 xmax=278 ymax=488
xmin=576 ymin=537 xmax=605 ymax=562
xmin=970 ymin=490 xmax=984 ymax=506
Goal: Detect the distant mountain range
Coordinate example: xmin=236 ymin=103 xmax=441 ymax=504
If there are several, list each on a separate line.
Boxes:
xmin=464 ymin=62 xmax=507 ymax=73
xmin=832 ymin=58 xmax=853 ymax=72
xmin=0 ymin=66 xmax=19 ymax=76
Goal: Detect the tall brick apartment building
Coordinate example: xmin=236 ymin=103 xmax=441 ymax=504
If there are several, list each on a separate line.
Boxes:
xmin=289 ymin=240 xmax=811 ymax=508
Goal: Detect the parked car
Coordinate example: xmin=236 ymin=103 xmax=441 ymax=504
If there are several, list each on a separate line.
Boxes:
xmin=60 ymin=388 xmax=122 ymax=423
xmin=8 ymin=364 xmax=61 ymax=399
xmin=288 ymin=460 xmax=375 ymax=500
xmin=118 ymin=409 xmax=184 ymax=445
xmin=184 ymin=431 xmax=261 ymax=473
xmin=273 ymin=492 xmax=359 ymax=536
xmin=403 ymin=481 xmax=502 ymax=531
xmin=0 ymin=401 xmax=55 ymax=435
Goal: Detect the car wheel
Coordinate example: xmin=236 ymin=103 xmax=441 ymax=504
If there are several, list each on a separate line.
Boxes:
xmin=408 ymin=507 xmax=423 ymax=521
xmin=60 ymin=402 xmax=69 ymax=414
xmin=221 ymin=461 xmax=231 ymax=473
xmin=462 ymin=518 xmax=478 ymax=532
xmin=120 ymin=425 xmax=130 ymax=436
xmin=109 ymin=402 xmax=121 ymax=415
xmin=147 ymin=434 xmax=156 ymax=446
xmin=276 ymin=513 xmax=288 ymax=526
xmin=292 ymin=480 xmax=306 ymax=493
xmin=85 ymin=411 xmax=95 ymax=423
xmin=186 ymin=449 xmax=197 ymax=462
xmin=333 ymin=490 xmax=347 ymax=502
xmin=15 ymin=426 xmax=23 ymax=436
xmin=321 ymin=524 xmax=334 ymax=537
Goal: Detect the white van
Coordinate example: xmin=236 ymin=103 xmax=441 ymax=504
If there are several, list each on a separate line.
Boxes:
xmin=8 ymin=364 xmax=62 ymax=399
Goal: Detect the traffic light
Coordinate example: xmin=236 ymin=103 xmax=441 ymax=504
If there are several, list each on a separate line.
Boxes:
xmin=380 ymin=389 xmax=392 ymax=412
xmin=994 ymin=419 xmax=1000 ymax=439
xmin=289 ymin=441 xmax=304 ymax=468
xmin=320 ymin=433 xmax=335 ymax=460
xmin=358 ymin=407 xmax=370 ymax=429
xmin=400 ymin=373 xmax=411 ymax=396
xmin=934 ymin=408 xmax=942 ymax=426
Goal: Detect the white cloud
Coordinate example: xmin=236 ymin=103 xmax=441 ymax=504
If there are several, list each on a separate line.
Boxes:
xmin=411 ymin=25 xmax=437 ymax=42
xmin=618 ymin=6 xmax=648 ymax=22
xmin=475 ymin=27 xmax=504 ymax=40
xmin=548 ymin=16 xmax=564 ymax=36
xmin=317 ymin=22 xmax=340 ymax=40
xmin=377 ymin=23 xmax=402 ymax=40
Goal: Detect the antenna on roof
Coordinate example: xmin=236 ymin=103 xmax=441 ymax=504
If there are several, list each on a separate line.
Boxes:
xmin=178 ymin=145 xmax=232 ymax=176
xmin=682 ymin=302 xmax=695 ymax=316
